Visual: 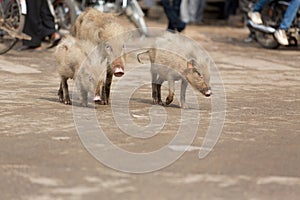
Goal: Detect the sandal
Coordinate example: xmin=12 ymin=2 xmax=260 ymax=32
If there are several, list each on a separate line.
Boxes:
xmin=18 ymin=45 xmax=44 ymax=52
xmin=47 ymin=32 xmax=62 ymax=49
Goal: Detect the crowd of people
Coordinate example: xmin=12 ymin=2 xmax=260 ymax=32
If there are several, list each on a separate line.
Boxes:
xmin=20 ymin=0 xmax=299 ymax=51
xmin=20 ymin=0 xmax=241 ymax=51
xmin=147 ymin=0 xmax=241 ymax=30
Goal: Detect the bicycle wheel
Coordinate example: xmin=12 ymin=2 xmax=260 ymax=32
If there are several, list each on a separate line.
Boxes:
xmin=0 ymin=0 xmax=25 ymax=54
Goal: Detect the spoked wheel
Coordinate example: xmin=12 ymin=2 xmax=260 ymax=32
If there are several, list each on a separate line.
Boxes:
xmin=52 ymin=0 xmax=79 ymax=31
xmin=0 ymin=0 xmax=25 ymax=55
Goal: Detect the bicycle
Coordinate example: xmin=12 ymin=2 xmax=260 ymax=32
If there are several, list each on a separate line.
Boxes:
xmin=0 ymin=0 xmax=31 ymax=55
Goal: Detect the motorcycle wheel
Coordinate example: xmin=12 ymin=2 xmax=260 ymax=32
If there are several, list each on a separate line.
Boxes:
xmin=255 ymin=31 xmax=279 ymax=49
xmin=125 ymin=2 xmax=148 ymax=36
xmin=53 ymin=0 xmax=79 ymax=30
xmin=255 ymin=1 xmax=286 ymax=49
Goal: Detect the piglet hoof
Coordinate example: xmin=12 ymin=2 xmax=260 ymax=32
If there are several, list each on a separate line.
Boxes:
xmin=181 ymin=103 xmax=189 ymax=109
xmin=100 ymin=100 xmax=109 ymax=105
xmin=153 ymin=99 xmax=164 ymax=106
xmin=64 ymin=100 xmax=72 ymax=105
xmin=166 ymin=97 xmax=173 ymax=105
xmin=58 ymin=97 xmax=64 ymax=103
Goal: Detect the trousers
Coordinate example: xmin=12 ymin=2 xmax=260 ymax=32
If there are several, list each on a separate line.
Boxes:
xmin=161 ymin=0 xmax=186 ymax=31
xmin=253 ymin=0 xmax=300 ymax=30
xmin=23 ymin=0 xmax=56 ymax=47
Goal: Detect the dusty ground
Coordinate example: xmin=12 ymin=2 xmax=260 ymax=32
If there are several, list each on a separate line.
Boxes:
xmin=0 ymin=15 xmax=299 ymax=200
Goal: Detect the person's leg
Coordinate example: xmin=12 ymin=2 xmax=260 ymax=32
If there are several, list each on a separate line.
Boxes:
xmin=172 ymin=0 xmax=181 ymax=16
xmin=161 ymin=0 xmax=175 ymax=30
xmin=275 ymin=0 xmax=300 ymax=45
xmin=223 ymin=0 xmax=232 ymax=20
xmin=229 ymin=0 xmax=238 ymax=15
xmin=23 ymin=0 xmax=42 ymax=47
xmin=161 ymin=0 xmax=185 ymax=31
xmin=253 ymin=0 xmax=270 ymax=12
xmin=172 ymin=0 xmax=186 ymax=31
xmin=279 ymin=0 xmax=300 ymax=30
xmin=40 ymin=0 xmax=61 ymax=48
xmin=40 ymin=0 xmax=56 ymax=38
xmin=195 ymin=0 xmax=206 ymax=23
xmin=248 ymin=0 xmax=270 ymax=24
xmin=180 ymin=0 xmax=190 ymax=23
xmin=189 ymin=0 xmax=199 ymax=22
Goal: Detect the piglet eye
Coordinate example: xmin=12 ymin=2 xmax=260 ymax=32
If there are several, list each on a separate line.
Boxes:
xmin=105 ymin=43 xmax=112 ymax=53
xmin=195 ymin=70 xmax=203 ymax=78
xmin=89 ymin=75 xmax=94 ymax=82
xmin=106 ymin=45 xmax=111 ymax=51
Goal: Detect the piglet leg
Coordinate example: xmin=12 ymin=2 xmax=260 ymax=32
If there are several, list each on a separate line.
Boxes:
xmin=61 ymin=76 xmax=71 ymax=105
xmin=58 ymin=81 xmax=64 ymax=103
xmin=180 ymin=79 xmax=188 ymax=109
xmin=166 ymin=79 xmax=175 ymax=105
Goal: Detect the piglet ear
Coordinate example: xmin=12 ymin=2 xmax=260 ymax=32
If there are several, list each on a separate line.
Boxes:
xmin=187 ymin=59 xmax=195 ymax=69
xmin=62 ymin=44 xmax=69 ymax=51
xmin=187 ymin=62 xmax=193 ymax=69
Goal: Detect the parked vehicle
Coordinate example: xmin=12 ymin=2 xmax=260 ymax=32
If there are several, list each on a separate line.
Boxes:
xmin=48 ymin=0 xmax=81 ymax=31
xmin=77 ymin=0 xmax=148 ymax=35
xmin=247 ymin=0 xmax=300 ymax=49
xmin=0 ymin=0 xmax=30 ymax=54
xmin=0 ymin=0 xmax=81 ymax=54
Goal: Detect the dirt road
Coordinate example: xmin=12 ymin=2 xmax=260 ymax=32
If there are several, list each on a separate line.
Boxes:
xmin=0 ymin=17 xmax=299 ymax=200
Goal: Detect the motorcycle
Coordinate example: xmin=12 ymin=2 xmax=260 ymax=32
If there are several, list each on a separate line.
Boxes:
xmin=247 ymin=0 xmax=300 ymax=49
xmin=76 ymin=0 xmax=148 ymax=35
xmin=48 ymin=0 xmax=81 ymax=31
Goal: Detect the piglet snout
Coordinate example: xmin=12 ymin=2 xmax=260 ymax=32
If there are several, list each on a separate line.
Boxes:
xmin=204 ymin=89 xmax=212 ymax=97
xmin=93 ymin=95 xmax=101 ymax=102
xmin=114 ymin=67 xmax=124 ymax=77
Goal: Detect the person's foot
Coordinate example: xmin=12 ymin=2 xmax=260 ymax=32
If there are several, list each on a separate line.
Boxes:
xmin=274 ymin=29 xmax=289 ymax=45
xmin=244 ymin=32 xmax=256 ymax=43
xmin=166 ymin=28 xmax=176 ymax=33
xmin=244 ymin=36 xmax=254 ymax=43
xmin=47 ymin=32 xmax=61 ymax=49
xmin=188 ymin=21 xmax=204 ymax=26
xmin=177 ymin=22 xmax=186 ymax=32
xmin=248 ymin=12 xmax=263 ymax=24
xmin=18 ymin=45 xmax=43 ymax=52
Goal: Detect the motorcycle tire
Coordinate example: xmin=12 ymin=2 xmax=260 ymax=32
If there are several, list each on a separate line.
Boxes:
xmin=255 ymin=1 xmax=287 ymax=49
xmin=53 ymin=0 xmax=79 ymax=30
xmin=255 ymin=31 xmax=279 ymax=49
xmin=125 ymin=2 xmax=148 ymax=36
